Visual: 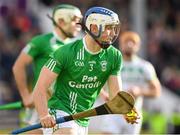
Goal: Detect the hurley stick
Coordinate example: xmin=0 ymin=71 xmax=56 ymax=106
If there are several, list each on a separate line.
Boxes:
xmin=11 ymin=91 xmax=134 ymax=134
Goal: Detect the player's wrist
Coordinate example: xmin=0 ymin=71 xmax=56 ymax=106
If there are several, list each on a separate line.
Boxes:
xmin=40 ymin=114 xmax=51 ymax=120
xmin=21 ymin=90 xmax=31 ymax=99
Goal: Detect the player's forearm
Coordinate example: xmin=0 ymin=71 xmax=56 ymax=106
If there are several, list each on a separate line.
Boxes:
xmin=33 ymin=67 xmax=57 ymax=118
xmin=100 ymin=89 xmax=110 ymax=101
xmin=33 ymin=85 xmax=49 ymax=118
xmin=141 ymin=80 xmax=161 ymax=98
xmin=108 ymin=75 xmax=122 ymax=99
xmin=12 ymin=64 xmax=30 ymax=98
xmin=142 ymin=88 xmax=161 ymax=98
xmin=140 ymin=89 xmax=155 ymax=97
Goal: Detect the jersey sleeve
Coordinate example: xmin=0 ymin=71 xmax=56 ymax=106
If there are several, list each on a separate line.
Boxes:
xmin=111 ymin=51 xmax=123 ymax=76
xmin=22 ymin=38 xmax=41 ymax=58
xmin=143 ymin=62 xmax=157 ymax=81
xmin=45 ymin=47 xmax=66 ymax=74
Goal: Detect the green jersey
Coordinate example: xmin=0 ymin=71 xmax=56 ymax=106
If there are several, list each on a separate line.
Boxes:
xmin=23 ymin=32 xmax=69 ymax=87
xmin=45 ymin=38 xmax=123 ymax=127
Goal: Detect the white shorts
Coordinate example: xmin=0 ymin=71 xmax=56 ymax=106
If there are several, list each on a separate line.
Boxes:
xmin=43 ymin=109 xmax=88 ymax=135
xmin=89 ymin=98 xmax=125 ymax=134
xmin=90 ymin=115 xmax=142 ymax=134
xmin=89 ymin=114 xmax=124 ymax=134
xmin=89 ymin=98 xmax=124 ymax=134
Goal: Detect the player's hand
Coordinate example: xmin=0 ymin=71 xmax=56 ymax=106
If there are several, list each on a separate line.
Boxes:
xmin=22 ymin=92 xmax=34 ymax=108
xmin=40 ymin=114 xmax=56 ymax=128
xmin=123 ymin=108 xmax=140 ymax=124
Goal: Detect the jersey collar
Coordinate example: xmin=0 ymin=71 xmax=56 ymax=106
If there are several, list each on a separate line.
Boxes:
xmin=53 ymin=30 xmax=63 ymax=42
xmin=83 ymin=38 xmax=102 ymax=55
xmin=53 ymin=30 xmax=70 ymax=44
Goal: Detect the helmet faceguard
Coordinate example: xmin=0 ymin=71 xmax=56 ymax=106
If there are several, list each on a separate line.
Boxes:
xmin=83 ymin=7 xmax=121 ymax=49
xmin=48 ymin=4 xmax=82 ymax=38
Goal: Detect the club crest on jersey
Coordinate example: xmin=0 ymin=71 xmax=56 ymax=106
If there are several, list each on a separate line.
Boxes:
xmin=100 ymin=61 xmax=107 ymax=72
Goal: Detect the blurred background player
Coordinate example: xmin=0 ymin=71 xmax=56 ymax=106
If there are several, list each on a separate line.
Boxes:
xmin=33 ymin=6 xmax=139 ymax=135
xmin=12 ymin=4 xmax=82 ymax=134
xmin=118 ymin=31 xmax=161 ymax=134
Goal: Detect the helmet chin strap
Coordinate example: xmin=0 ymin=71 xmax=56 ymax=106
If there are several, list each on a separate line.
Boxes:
xmin=47 ymin=14 xmax=74 ymax=38
xmin=78 ymin=23 xmax=111 ymax=49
